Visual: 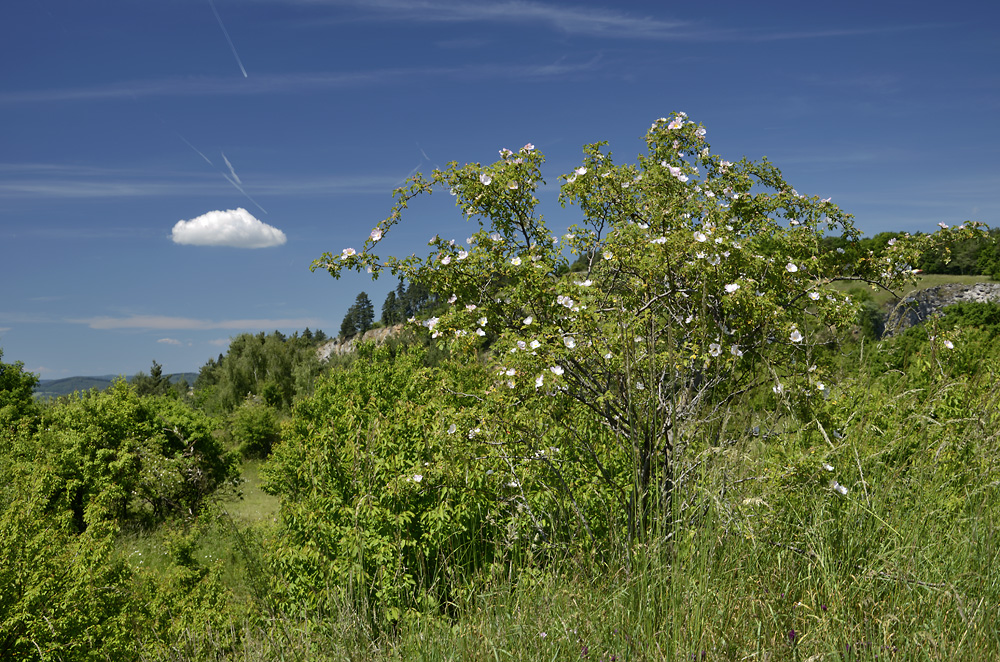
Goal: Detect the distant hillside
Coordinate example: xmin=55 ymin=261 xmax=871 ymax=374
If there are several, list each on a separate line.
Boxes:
xmin=34 ymin=373 xmax=198 ymax=399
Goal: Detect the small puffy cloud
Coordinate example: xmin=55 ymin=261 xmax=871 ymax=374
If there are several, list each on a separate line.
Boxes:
xmin=157 ymin=337 xmax=182 ymax=345
xmin=171 ymin=208 xmax=286 ymax=248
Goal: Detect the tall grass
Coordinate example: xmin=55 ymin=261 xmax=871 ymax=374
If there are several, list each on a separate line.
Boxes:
xmin=132 ymin=345 xmax=1000 ymax=661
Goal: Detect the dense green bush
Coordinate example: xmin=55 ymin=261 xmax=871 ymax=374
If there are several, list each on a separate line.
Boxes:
xmin=229 ymin=397 xmax=281 ymax=459
xmin=262 ymin=344 xmax=503 ymax=619
xmin=28 ymin=381 xmax=239 ymax=530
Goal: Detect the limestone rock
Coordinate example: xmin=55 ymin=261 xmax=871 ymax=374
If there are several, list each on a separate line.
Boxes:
xmin=316 ymin=323 xmax=407 ymax=361
xmin=884 ymin=282 xmax=1000 ymax=335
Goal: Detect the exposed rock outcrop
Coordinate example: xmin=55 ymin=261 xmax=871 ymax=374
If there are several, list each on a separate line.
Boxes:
xmin=884 ymin=282 xmax=1000 ymax=335
xmin=316 ymin=324 xmax=406 ymax=362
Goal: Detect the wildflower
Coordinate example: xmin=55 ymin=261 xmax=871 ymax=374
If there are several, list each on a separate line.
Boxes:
xmin=694 ymin=231 xmax=707 ymax=243
xmin=535 ymin=374 xmax=544 ymax=389
xmin=412 ymin=474 xmax=423 ymax=483
xmin=574 ymin=166 xmax=587 ymax=176
xmin=651 ymin=236 xmax=667 ymax=244
xmin=786 ymin=262 xmax=798 ymax=273
xmin=832 ymin=481 xmax=848 ymax=495
xmin=341 ymin=247 xmax=356 ymax=257
xmin=523 ymin=315 xmax=533 ymax=325
xmin=466 ymin=304 xmax=477 ymax=311
xmin=550 ymin=365 xmax=564 ymax=376
xmin=773 ymin=383 xmax=784 ymax=394
xmin=938 ymin=222 xmax=949 ymax=229
xmin=575 ymin=279 xmax=593 ymax=287
xmin=725 ymin=283 xmax=740 ymax=294
xmin=790 ymin=329 xmax=804 ymax=343
xmin=943 ymin=339 xmax=955 ymax=349
xmin=458 ymin=250 xmax=468 ymax=260
xmin=511 ymin=256 xmax=522 ymax=266
xmin=667 ymin=117 xmax=684 ymax=130
xmin=370 ymin=228 xmax=383 ymax=242
xmin=731 ymin=345 xmax=743 ymax=357
xmin=809 ymin=291 xmax=820 ymax=300
xmin=563 ymin=336 xmax=576 ymax=349
xmin=505 ymin=368 xmax=515 ymax=376
xmin=480 ymin=173 xmax=492 ymax=185
xmin=603 ymin=250 xmax=613 ymax=260
xmin=522 ymin=143 xmax=535 ymax=152
xmin=817 ymin=382 xmax=826 ymax=391
xmin=529 ymin=339 xmax=540 ymax=349
xmin=475 ymin=328 xmax=486 ymax=336
xmin=448 ymin=294 xmax=457 ymax=304
xmin=508 ymin=181 xmax=518 ymax=190
xmin=822 ymin=463 xmax=834 ymax=471
xmin=709 ymin=343 xmax=722 ymax=357
xmin=440 ymin=254 xmax=452 ymax=265
xmin=448 ymin=424 xmax=457 ymax=435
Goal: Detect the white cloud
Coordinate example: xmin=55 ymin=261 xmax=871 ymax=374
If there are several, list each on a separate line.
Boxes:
xmin=157 ymin=337 xmax=182 ymax=345
xmin=171 ymin=208 xmax=286 ymax=248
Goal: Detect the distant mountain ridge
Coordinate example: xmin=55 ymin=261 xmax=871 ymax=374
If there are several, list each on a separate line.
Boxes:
xmin=34 ymin=373 xmax=198 ymax=399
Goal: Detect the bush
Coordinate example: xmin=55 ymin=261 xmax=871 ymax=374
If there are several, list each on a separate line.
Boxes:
xmin=230 ymin=398 xmax=281 ymax=459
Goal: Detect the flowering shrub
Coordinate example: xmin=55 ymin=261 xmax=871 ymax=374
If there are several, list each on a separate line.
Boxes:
xmin=315 ymin=113 xmax=983 ymax=541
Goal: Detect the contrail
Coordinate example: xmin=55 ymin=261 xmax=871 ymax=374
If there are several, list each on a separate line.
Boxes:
xmin=221 ymin=151 xmax=242 ymax=185
xmin=207 ymin=0 xmax=248 ymax=78
xmin=177 ymin=133 xmax=214 ymax=166
xmin=221 ymin=172 xmax=268 ymax=215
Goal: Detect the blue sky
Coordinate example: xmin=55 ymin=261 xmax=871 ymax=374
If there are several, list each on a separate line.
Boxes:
xmin=2 ymin=0 xmax=998 ymax=378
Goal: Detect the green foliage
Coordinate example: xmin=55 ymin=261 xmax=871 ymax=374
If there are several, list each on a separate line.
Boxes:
xmin=27 ymin=381 xmax=239 ymax=530
xmin=314 ymin=112 xmax=983 ymax=544
xmin=194 ymin=330 xmax=325 ymax=413
xmin=339 ymin=291 xmax=375 ymax=338
xmin=230 ymin=397 xmax=281 ymax=459
xmin=263 ymin=344 xmax=504 ymax=619
xmin=0 ymin=348 xmax=39 ymax=436
xmin=0 ymin=486 xmax=135 ymax=661
xmin=132 ymin=360 xmax=174 ymax=397
xmin=381 ymin=278 xmax=438 ymax=326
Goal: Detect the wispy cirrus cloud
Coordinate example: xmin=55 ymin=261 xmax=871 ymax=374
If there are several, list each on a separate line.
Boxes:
xmin=70 ymin=315 xmax=326 ymax=331
xmin=0 ymin=163 xmax=408 ymax=200
xmin=282 ymin=0 xmax=946 ymax=42
xmin=157 ymin=338 xmax=183 ymax=345
xmin=0 ymin=57 xmax=603 ymax=105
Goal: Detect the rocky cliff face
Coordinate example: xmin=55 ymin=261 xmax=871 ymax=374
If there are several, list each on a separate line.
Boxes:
xmin=884 ymin=282 xmax=1000 ymax=335
xmin=316 ymin=324 xmax=407 ymax=362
